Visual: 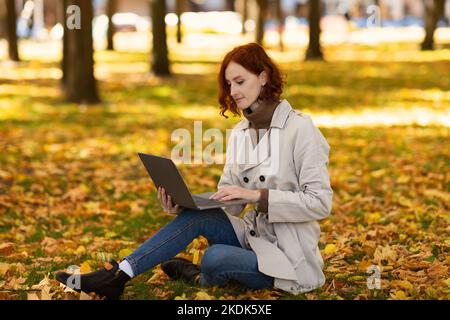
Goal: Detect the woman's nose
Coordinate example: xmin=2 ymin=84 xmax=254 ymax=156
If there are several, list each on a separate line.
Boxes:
xmin=230 ymin=84 xmax=238 ymax=96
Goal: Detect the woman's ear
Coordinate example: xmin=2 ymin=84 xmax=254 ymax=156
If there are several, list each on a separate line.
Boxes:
xmin=259 ymin=70 xmax=268 ymax=86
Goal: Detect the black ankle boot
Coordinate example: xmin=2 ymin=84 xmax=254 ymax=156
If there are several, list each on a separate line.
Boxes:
xmin=161 ymin=257 xmax=200 ymax=284
xmin=55 ymin=259 xmax=131 ymax=300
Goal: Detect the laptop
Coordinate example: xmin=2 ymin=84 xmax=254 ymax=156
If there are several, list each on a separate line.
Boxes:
xmin=138 ymin=153 xmax=249 ymax=210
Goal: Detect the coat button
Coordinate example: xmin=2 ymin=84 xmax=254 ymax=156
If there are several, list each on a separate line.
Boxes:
xmin=243 ymin=176 xmax=249 ymax=183
xmin=259 ymin=175 xmax=265 ymax=182
xmin=250 ymin=230 xmax=256 ymax=236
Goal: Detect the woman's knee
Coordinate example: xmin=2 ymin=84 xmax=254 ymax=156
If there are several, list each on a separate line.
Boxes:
xmin=200 ymin=244 xmax=230 ymax=275
xmin=176 ymin=208 xmax=202 ymax=219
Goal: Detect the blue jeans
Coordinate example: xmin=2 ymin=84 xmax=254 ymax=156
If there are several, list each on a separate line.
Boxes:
xmin=124 ymin=208 xmax=274 ymax=289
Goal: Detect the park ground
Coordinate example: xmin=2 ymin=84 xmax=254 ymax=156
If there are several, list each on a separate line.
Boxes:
xmin=0 ymin=30 xmax=449 ymax=300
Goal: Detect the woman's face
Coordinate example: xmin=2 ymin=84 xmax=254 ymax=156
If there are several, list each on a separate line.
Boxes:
xmin=224 ymin=61 xmax=267 ymax=110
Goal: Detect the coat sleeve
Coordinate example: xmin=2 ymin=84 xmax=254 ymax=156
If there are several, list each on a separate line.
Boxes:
xmin=217 ymin=130 xmax=247 ymax=216
xmin=267 ymin=117 xmax=333 ymax=223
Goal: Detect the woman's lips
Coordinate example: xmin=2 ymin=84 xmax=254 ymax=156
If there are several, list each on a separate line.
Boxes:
xmin=235 ymin=97 xmax=244 ymax=103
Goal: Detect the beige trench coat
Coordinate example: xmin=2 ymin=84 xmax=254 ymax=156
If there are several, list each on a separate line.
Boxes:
xmin=218 ymin=99 xmax=333 ymax=294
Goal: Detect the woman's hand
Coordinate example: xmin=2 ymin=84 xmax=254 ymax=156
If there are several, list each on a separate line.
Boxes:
xmin=158 ymin=187 xmax=184 ymax=214
xmin=209 ymin=185 xmax=261 ymax=203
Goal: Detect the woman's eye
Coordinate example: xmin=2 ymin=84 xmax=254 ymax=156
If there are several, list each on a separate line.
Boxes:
xmin=237 ymin=81 xmax=244 ymax=85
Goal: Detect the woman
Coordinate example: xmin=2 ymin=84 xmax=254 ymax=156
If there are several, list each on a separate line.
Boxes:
xmin=55 ymin=43 xmax=333 ymax=300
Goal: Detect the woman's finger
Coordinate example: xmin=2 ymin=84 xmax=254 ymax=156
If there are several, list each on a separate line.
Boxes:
xmin=212 ymin=189 xmax=227 ymax=200
xmin=168 ymin=195 xmax=174 ymax=208
xmin=161 ymin=188 xmax=168 ymax=208
xmin=158 ymin=188 xmax=164 ymax=207
xmin=209 ymin=190 xmax=218 ymax=198
xmin=221 ymin=193 xmax=237 ymax=201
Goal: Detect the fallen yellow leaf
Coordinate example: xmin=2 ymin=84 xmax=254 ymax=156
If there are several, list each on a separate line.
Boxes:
xmin=397 ymin=196 xmax=413 ymax=208
xmin=0 ymin=262 xmax=10 ymax=276
xmin=194 ymin=291 xmax=214 ymax=300
xmin=396 ymin=175 xmax=410 ymax=184
xmin=80 ymin=292 xmax=92 ymax=300
xmin=366 ymin=212 xmax=382 ymax=224
xmin=27 ymin=292 xmax=40 ymax=300
xmin=392 ymin=280 xmax=413 ymax=291
xmin=80 ymin=261 xmax=92 ymax=274
xmin=357 ymin=259 xmax=373 ymax=272
xmin=118 ymin=248 xmax=133 ymax=260
xmin=371 ymin=169 xmax=386 ymax=178
xmin=390 ymin=290 xmax=409 ymax=300
xmin=323 ymin=244 xmax=337 ymax=255
xmin=105 ymin=231 xmax=118 ymax=239
xmin=192 ymin=250 xmax=201 ymax=265
xmin=174 ymin=293 xmax=187 ymax=300
xmin=423 ymin=189 xmax=449 ymax=202
xmin=373 ymin=245 xmax=398 ymax=264
xmin=348 ymin=275 xmax=365 ymax=281
xmin=75 ymin=245 xmax=86 ymax=255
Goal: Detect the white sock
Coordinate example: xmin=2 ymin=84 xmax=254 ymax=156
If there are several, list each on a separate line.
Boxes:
xmin=119 ymin=260 xmax=134 ymax=278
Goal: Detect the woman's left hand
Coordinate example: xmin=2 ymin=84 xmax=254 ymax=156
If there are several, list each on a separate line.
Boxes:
xmin=209 ymin=185 xmax=261 ymax=203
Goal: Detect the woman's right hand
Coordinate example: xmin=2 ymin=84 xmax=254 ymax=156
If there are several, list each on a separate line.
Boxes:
xmin=157 ymin=187 xmax=184 ymax=214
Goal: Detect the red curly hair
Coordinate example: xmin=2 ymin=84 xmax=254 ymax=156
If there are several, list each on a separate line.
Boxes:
xmin=218 ymin=43 xmax=285 ymax=119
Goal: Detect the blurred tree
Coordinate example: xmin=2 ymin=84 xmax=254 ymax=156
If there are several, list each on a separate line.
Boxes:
xmin=255 ymin=0 xmax=268 ymax=45
xmin=421 ymin=0 xmax=446 ymax=50
xmin=63 ymin=0 xmax=100 ymax=103
xmin=5 ymin=0 xmax=19 ymax=61
xmin=276 ymin=0 xmax=284 ymax=51
xmin=225 ymin=0 xmax=235 ymax=11
xmin=305 ymin=0 xmax=323 ymax=60
xmin=150 ymin=0 xmax=170 ymax=75
xmin=176 ymin=0 xmax=183 ymax=43
xmin=0 ymin=2 xmax=5 ymax=39
xmin=241 ymin=0 xmax=248 ymax=35
xmin=61 ymin=0 xmax=68 ymax=86
xmin=106 ymin=0 xmax=117 ymax=50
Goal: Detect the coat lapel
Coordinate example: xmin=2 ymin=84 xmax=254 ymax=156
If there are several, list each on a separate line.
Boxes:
xmin=237 ymin=128 xmax=270 ymax=172
xmin=234 ymin=100 xmax=293 ymax=173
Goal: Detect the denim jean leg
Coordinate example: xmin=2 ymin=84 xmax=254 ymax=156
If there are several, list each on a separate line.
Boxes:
xmin=200 ymin=244 xmax=274 ymax=289
xmin=123 ymin=208 xmax=241 ymax=277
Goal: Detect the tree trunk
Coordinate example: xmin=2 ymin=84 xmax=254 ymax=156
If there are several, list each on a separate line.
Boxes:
xmin=0 ymin=3 xmax=5 ymax=39
xmin=255 ymin=0 xmax=267 ymax=45
xmin=106 ymin=0 xmax=116 ymax=50
xmin=64 ymin=0 xmax=100 ymax=103
xmin=150 ymin=0 xmax=170 ymax=76
xmin=225 ymin=0 xmax=235 ymax=11
xmin=176 ymin=0 xmax=183 ymax=43
xmin=5 ymin=0 xmax=19 ymax=61
xmin=305 ymin=0 xmax=323 ymax=60
xmin=241 ymin=0 xmax=248 ymax=35
xmin=276 ymin=0 xmax=284 ymax=51
xmin=61 ymin=0 xmax=68 ymax=86
xmin=421 ymin=0 xmax=445 ymax=50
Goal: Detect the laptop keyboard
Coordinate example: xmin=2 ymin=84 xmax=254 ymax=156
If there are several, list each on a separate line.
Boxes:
xmin=192 ymin=196 xmax=222 ymax=206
